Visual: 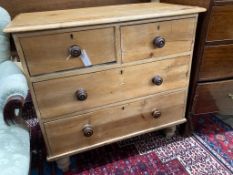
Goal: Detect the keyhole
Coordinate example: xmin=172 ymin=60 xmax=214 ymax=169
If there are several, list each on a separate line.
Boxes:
xmin=70 ymin=34 xmax=74 ymax=39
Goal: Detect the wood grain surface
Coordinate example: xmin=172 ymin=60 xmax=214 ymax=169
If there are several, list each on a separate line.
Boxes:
xmin=121 ymin=17 xmax=195 ymax=62
xmin=4 ymin=3 xmax=205 ymax=33
xmin=34 ymin=56 xmax=190 ymax=119
xmin=6 ymin=2 xmax=204 ymax=160
xmin=193 ymin=80 xmax=233 ymax=115
xmin=199 ymin=44 xmax=233 ymax=81
xmin=207 ymin=5 xmax=233 ymax=41
xmin=45 ymin=90 xmax=186 ymax=158
xmin=19 ymin=27 xmax=117 ymax=76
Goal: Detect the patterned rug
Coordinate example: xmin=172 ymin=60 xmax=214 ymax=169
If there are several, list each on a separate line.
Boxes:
xmin=192 ymin=114 xmax=233 ymax=172
xmin=25 ymin=100 xmax=232 ymax=175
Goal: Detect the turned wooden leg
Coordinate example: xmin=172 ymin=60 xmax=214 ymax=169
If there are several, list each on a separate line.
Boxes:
xmin=56 ymin=157 xmax=70 ymax=172
xmin=164 ymin=126 xmax=176 ymax=138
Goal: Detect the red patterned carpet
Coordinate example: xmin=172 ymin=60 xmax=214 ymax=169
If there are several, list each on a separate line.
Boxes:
xmin=192 ymin=114 xmax=233 ymax=173
xmin=24 ymin=101 xmax=232 ymax=175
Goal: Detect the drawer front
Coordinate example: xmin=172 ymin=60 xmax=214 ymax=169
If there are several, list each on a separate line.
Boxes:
xmin=34 ymin=56 xmax=190 ymax=119
xmin=193 ymin=80 xmax=233 ymax=115
xmin=199 ymin=44 xmax=233 ymax=81
xmin=207 ymin=5 xmax=233 ymax=42
xmin=20 ymin=27 xmax=117 ymax=76
xmin=121 ymin=18 xmax=195 ymax=63
xmin=44 ymin=90 xmax=186 ymax=157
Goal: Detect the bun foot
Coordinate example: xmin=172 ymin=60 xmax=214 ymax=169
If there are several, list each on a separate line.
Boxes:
xmin=56 ymin=157 xmax=70 ymax=172
xmin=163 ymin=126 xmax=176 ymax=138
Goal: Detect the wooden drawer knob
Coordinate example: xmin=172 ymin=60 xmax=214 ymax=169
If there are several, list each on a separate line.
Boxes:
xmin=152 ymin=109 xmax=161 ymax=119
xmin=82 ymin=124 xmax=93 ymax=137
xmin=69 ymin=45 xmax=82 ymax=57
xmin=153 ymin=36 xmax=166 ymax=48
xmin=75 ymin=88 xmax=88 ymax=101
xmin=152 ymin=75 xmax=163 ymax=86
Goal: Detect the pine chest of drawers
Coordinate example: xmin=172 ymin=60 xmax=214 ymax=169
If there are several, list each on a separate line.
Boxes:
xmin=4 ymin=3 xmax=205 ymax=162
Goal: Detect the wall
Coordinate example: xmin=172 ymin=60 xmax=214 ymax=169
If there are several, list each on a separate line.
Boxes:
xmin=0 ymin=0 xmax=150 ymax=18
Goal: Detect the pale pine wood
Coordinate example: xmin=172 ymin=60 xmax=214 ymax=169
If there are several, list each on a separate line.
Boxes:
xmin=30 ymin=52 xmax=192 ymax=83
xmin=45 ymin=90 xmax=186 ymax=158
xmin=121 ymin=17 xmax=195 ymax=62
xmin=13 ymin=14 xmax=195 ymax=81
xmin=39 ymin=88 xmax=186 ymax=122
xmin=7 ymin=3 xmax=204 ymax=162
xmin=34 ymin=56 xmax=190 ymax=119
xmin=4 ymin=3 xmax=205 ymax=33
xmin=48 ymin=119 xmax=186 ymax=161
xmin=12 ymin=35 xmax=53 ymax=155
xmin=19 ymin=27 xmax=117 ymax=76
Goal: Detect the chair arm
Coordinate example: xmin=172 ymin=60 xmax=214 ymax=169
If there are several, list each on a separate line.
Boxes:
xmin=3 ymin=95 xmax=25 ymax=125
xmin=0 ymin=63 xmax=28 ymax=125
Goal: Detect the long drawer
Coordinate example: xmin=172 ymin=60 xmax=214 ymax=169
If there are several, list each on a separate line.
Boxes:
xmin=19 ymin=27 xmax=117 ymax=76
xmin=193 ymin=80 xmax=233 ymax=115
xmin=44 ymin=90 xmax=186 ymax=157
xmin=199 ymin=44 xmax=233 ymax=81
xmin=121 ymin=18 xmax=195 ymax=62
xmin=34 ymin=55 xmax=190 ymax=119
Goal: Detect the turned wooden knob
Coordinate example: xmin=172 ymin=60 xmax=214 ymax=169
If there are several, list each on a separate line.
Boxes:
xmin=153 ymin=36 xmax=165 ymax=48
xmin=69 ymin=45 xmax=82 ymax=57
xmin=75 ymin=88 xmax=88 ymax=101
xmin=82 ymin=124 xmax=93 ymax=137
xmin=152 ymin=109 xmax=161 ymax=119
xmin=152 ymin=75 xmax=163 ymax=86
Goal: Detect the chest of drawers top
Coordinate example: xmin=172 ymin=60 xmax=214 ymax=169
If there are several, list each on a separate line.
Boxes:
xmin=5 ymin=3 xmax=205 ymax=33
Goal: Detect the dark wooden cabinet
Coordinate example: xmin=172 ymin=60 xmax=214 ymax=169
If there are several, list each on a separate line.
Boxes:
xmin=199 ymin=44 xmax=233 ymax=81
xmin=161 ymin=0 xmax=233 ymax=118
xmin=194 ymin=80 xmax=233 ymax=115
xmin=207 ymin=5 xmax=233 ymax=42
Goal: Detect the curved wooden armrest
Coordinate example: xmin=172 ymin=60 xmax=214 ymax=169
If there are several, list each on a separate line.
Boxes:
xmin=3 ymin=95 xmax=25 ymax=125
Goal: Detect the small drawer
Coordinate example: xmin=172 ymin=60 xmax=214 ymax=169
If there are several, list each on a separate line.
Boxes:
xmin=34 ymin=55 xmax=190 ymax=119
xmin=19 ymin=27 xmax=117 ymax=76
xmin=199 ymin=44 xmax=233 ymax=81
xmin=44 ymin=90 xmax=186 ymax=157
xmin=121 ymin=18 xmax=195 ymax=63
xmin=193 ymin=80 xmax=233 ymax=115
xmin=207 ymin=5 xmax=233 ymax=42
